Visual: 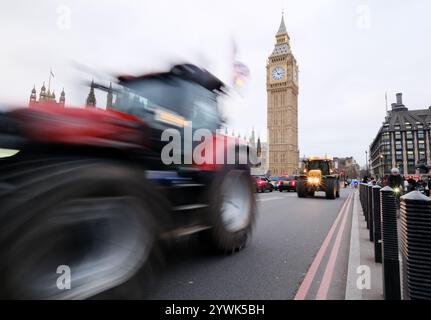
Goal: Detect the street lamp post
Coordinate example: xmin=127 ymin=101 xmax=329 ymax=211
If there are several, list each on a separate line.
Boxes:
xmin=365 ymin=150 xmax=369 ymax=176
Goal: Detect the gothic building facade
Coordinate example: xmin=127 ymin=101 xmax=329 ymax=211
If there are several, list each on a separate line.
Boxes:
xmin=29 ymin=83 xmax=65 ymax=107
xmin=85 ymin=80 xmax=114 ymax=109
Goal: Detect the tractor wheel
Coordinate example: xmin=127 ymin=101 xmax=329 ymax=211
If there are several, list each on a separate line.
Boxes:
xmin=0 ymin=158 xmax=166 ymax=299
xmin=203 ymin=167 xmax=256 ymax=254
xmin=297 ymin=179 xmax=307 ymax=198
xmin=325 ymin=179 xmax=337 ymax=200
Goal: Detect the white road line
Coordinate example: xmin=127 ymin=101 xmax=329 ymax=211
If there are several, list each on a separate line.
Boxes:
xmin=256 ymin=197 xmax=286 ymax=202
xmin=345 ymin=190 xmax=362 ymax=300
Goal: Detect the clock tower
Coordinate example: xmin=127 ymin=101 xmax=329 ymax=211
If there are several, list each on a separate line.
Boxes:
xmin=266 ymin=13 xmax=299 ymax=176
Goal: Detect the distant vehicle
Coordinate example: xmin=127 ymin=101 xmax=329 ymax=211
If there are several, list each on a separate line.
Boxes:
xmin=278 ymin=176 xmax=298 ymax=192
xmin=269 ymin=176 xmax=282 ymax=190
xmin=253 ymin=176 xmax=274 ymax=193
xmin=297 ymin=157 xmax=340 ymax=199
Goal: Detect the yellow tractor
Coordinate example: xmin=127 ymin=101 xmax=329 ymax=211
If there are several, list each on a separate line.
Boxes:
xmin=297 ymin=157 xmax=340 ymax=199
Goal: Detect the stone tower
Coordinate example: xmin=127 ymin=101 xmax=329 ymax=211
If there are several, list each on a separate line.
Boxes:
xmin=106 ymin=82 xmax=113 ymax=109
xmin=266 ymin=13 xmax=299 ymax=176
xmin=86 ymin=80 xmax=97 ymax=108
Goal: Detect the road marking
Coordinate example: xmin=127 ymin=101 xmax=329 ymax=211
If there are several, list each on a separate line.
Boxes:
xmin=294 ymin=192 xmax=353 ymax=300
xmin=315 ymin=193 xmax=353 ymax=300
xmin=256 ymin=197 xmax=286 ymax=202
xmin=345 ymin=191 xmax=362 ymax=300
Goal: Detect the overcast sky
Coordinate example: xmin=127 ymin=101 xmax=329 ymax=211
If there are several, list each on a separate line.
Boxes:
xmin=1 ymin=0 xmax=431 ymax=165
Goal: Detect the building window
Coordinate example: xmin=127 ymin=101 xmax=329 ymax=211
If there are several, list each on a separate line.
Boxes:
xmin=418 ymin=131 xmax=425 ymax=139
xmin=406 ymin=123 xmax=412 ymax=130
xmin=406 ymin=131 xmax=413 ymax=140
xmin=419 ymin=140 xmax=425 ymax=150
xmin=394 ymin=132 xmax=402 ymax=140
xmin=408 ymin=161 xmax=416 ymax=174
xmin=417 ymin=124 xmax=424 ymax=129
xmin=419 ymin=151 xmax=426 ymax=161
xmin=407 ymin=140 xmax=414 ymax=150
xmin=407 ymin=151 xmax=415 ymax=160
xmin=381 ymin=144 xmax=391 ymax=152
xmin=396 ymin=151 xmax=403 ymax=161
xmin=395 ymin=125 xmax=401 ymax=130
xmin=395 ymin=141 xmax=403 ymax=150
xmin=382 ymin=133 xmax=391 ymax=143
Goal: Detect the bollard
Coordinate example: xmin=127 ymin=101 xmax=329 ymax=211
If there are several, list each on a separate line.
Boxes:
xmin=400 ymin=191 xmax=431 ymax=300
xmin=364 ymin=185 xmax=369 ymax=226
xmin=373 ymin=185 xmax=382 ymax=263
xmin=368 ymin=185 xmax=374 ymax=241
xmin=361 ymin=184 xmax=365 ymax=208
xmin=380 ymin=186 xmax=401 ymax=300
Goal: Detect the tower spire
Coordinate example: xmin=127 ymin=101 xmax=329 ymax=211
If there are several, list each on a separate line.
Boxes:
xmin=250 ymin=127 xmax=256 ymax=147
xmin=272 ymin=11 xmax=290 ymax=54
xmin=39 ymin=82 xmax=47 ymax=101
xmin=86 ymin=79 xmax=97 ymax=108
xmin=29 ymin=85 xmax=37 ymax=106
xmin=60 ymin=87 xmax=65 ymax=105
xmin=277 ymin=11 xmax=287 ymax=35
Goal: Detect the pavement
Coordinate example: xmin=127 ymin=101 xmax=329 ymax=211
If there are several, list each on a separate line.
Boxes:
xmin=345 ymin=190 xmax=383 ymax=300
xmin=143 ymin=188 xmax=356 ymax=300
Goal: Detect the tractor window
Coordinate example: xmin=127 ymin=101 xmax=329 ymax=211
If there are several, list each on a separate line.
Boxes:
xmin=117 ymin=77 xmax=188 ymax=117
xmin=118 ymin=77 xmax=220 ymax=131
xmin=306 ymin=161 xmax=331 ymax=175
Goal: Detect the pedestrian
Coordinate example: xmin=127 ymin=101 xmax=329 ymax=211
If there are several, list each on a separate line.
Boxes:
xmin=407 ymin=176 xmax=417 ymax=192
xmin=404 ymin=178 xmax=409 ymax=191
xmin=417 ymin=178 xmax=426 ymax=194
xmin=388 ymin=168 xmax=404 ymax=192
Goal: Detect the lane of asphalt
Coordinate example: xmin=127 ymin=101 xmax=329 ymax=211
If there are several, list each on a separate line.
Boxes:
xmin=146 ymin=189 xmax=352 ymax=300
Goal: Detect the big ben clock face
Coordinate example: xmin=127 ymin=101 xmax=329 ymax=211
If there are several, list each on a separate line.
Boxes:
xmin=272 ymin=66 xmax=286 ymax=81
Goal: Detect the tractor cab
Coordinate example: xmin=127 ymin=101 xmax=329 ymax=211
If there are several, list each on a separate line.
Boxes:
xmin=298 ymin=157 xmax=340 ymax=200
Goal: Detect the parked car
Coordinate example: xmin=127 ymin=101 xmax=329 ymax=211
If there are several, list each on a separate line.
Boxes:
xmin=278 ymin=175 xmax=298 ymax=192
xmin=253 ymin=176 xmax=274 ymax=193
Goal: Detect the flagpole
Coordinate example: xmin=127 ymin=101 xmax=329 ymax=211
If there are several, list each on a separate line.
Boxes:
xmin=48 ymin=68 xmax=52 ymax=93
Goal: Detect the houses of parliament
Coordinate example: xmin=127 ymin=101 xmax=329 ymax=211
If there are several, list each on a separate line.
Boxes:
xmin=28 ymin=80 xmax=113 ymax=109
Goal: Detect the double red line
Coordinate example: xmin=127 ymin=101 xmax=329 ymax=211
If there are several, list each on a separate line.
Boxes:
xmin=294 ymin=192 xmax=353 ymax=300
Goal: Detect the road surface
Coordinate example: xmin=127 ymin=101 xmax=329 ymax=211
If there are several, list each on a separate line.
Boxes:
xmin=145 ymin=189 xmax=354 ymax=300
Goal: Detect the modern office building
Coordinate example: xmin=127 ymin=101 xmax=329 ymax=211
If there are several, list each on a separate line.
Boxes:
xmin=370 ymin=93 xmax=431 ymax=177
